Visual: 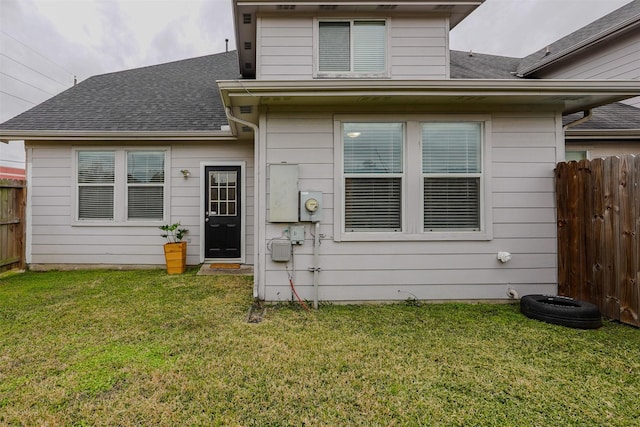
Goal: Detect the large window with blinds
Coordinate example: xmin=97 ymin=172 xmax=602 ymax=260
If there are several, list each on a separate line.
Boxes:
xmin=339 ymin=118 xmax=489 ymax=240
xmin=318 ymin=20 xmax=386 ymax=75
xmin=76 ymin=149 xmax=167 ymax=223
xmin=343 ymin=123 xmax=403 ymax=231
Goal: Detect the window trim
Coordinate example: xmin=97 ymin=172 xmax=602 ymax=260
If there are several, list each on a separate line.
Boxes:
xmin=333 ymin=115 xmax=493 ymax=242
xmin=72 ymin=146 xmax=171 ymax=226
xmin=314 ymin=17 xmax=389 ymax=78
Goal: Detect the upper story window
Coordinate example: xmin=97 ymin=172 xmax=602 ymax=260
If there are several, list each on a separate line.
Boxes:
xmin=318 ymin=20 xmax=386 ymax=75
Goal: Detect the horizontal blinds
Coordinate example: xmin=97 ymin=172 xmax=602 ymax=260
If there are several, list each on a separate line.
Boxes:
xmin=353 ymin=21 xmax=386 ymax=72
xmin=423 ymin=122 xmax=481 ymax=174
xmin=128 ymin=187 xmax=164 ymax=220
xmin=319 ymin=22 xmax=350 ymax=72
xmin=78 ymin=187 xmax=114 ymax=219
xmin=345 ymin=178 xmax=401 ymax=231
xmin=424 ymin=178 xmax=480 ymax=230
xmin=344 ymin=123 xmax=403 ymax=174
xmin=127 ymin=151 xmax=165 ymax=220
xmin=77 ymin=151 xmax=115 ymax=220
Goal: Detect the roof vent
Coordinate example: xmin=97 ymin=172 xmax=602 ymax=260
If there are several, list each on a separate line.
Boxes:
xmin=276 ymin=5 xmax=296 ymax=10
xmin=243 ymin=14 xmax=252 ymax=24
xmin=318 ymin=5 xmax=338 ymax=10
xmin=239 ymin=105 xmax=253 ymax=114
xmin=377 ymin=5 xmax=397 ymax=10
xmin=545 ymin=46 xmax=551 ymax=56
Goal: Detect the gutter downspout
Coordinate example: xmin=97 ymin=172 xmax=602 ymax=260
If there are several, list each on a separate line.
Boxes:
xmin=225 ymin=107 xmax=260 ymax=299
xmin=563 ymin=109 xmax=593 ymax=131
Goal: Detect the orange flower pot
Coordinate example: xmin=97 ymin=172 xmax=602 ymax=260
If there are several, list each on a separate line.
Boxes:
xmin=164 ymin=241 xmax=187 ymax=274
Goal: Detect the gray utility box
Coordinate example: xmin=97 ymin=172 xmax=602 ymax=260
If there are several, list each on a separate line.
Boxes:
xmin=269 ymin=164 xmax=298 ymax=222
xmin=271 ymin=239 xmax=292 ymax=262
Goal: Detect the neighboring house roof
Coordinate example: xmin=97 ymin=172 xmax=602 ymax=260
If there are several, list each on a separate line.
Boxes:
xmin=517 ymin=0 xmax=640 ymax=76
xmin=0 ymin=166 xmax=25 ymax=180
xmin=0 ymin=51 xmax=240 ymax=133
xmin=563 ymin=102 xmax=640 ymax=130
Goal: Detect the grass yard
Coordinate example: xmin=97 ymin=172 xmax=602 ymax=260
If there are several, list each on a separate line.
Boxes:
xmin=1 ymin=269 xmax=639 ymax=426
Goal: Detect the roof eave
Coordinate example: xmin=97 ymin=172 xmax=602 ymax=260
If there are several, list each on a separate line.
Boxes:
xmin=0 ymin=130 xmax=236 ymax=143
xmin=565 ymin=128 xmax=640 ymax=140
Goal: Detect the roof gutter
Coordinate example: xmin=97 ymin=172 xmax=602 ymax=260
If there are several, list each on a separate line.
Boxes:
xmin=0 ymin=130 xmax=236 ymax=143
xmin=563 ymin=109 xmax=593 ymax=131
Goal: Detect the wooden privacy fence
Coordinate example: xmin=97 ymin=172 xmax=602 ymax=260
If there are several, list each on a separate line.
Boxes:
xmin=556 ymin=155 xmax=639 ymax=327
xmin=0 ymin=179 xmax=26 ymax=273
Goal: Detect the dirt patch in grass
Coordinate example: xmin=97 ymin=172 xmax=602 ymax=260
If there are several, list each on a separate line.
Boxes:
xmin=1 ymin=270 xmax=639 ymax=426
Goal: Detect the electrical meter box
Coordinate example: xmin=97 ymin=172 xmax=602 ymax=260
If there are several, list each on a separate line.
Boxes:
xmin=269 ymin=164 xmax=298 ymax=222
xmin=299 ymin=191 xmax=322 ymax=222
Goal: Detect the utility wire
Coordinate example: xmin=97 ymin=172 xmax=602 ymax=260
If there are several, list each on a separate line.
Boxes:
xmin=0 ymin=90 xmax=37 ymax=105
xmin=0 ymin=53 xmax=71 ymax=87
xmin=1 ymin=71 xmax=56 ymax=96
xmin=0 ymin=30 xmax=76 ymax=77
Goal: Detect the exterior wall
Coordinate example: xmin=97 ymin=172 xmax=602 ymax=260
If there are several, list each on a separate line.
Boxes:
xmin=25 ymin=140 xmax=254 ymax=268
xmin=566 ymin=139 xmax=640 ymax=158
xmin=258 ymin=109 xmax=560 ymax=302
xmin=257 ymin=14 xmax=449 ymax=80
xmin=534 ymin=31 xmax=640 ymax=108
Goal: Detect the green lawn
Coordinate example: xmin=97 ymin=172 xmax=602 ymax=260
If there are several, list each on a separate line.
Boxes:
xmin=1 ymin=269 xmax=639 ymax=426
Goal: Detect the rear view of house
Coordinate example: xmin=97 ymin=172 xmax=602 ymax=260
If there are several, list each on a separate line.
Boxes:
xmin=0 ymin=0 xmax=638 ymax=304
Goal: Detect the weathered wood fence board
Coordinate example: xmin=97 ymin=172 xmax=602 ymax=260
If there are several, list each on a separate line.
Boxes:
xmin=556 ymin=155 xmax=639 ymax=327
xmin=0 ymin=179 xmax=25 ymax=273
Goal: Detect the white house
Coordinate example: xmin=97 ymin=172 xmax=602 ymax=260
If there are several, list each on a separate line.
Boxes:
xmin=1 ymin=0 xmax=638 ymax=304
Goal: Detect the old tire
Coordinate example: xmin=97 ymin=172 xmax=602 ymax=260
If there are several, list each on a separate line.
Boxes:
xmin=520 ymin=294 xmax=602 ymax=329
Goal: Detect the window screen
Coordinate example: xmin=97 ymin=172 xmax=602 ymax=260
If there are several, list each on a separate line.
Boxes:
xmin=319 ymin=20 xmax=386 ymax=73
xmin=77 ymin=151 xmax=115 ymax=220
xmin=422 ymin=123 xmax=481 ymax=230
xmin=344 ymin=123 xmax=403 ymax=231
xmin=127 ymin=151 xmax=165 ymax=220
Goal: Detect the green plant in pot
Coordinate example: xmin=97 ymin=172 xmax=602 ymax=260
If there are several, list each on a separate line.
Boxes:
xmin=159 ymin=222 xmax=188 ymax=274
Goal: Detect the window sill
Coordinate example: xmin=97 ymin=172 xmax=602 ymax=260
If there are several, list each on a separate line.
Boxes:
xmin=71 ymin=220 xmax=166 ymax=227
xmin=337 ymin=230 xmax=492 ymax=242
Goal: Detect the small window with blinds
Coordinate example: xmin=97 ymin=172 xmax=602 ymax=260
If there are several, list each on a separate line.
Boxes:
xmin=319 ymin=20 xmax=386 ymax=74
xmin=77 ymin=151 xmax=115 ymax=220
xmin=422 ymin=122 xmax=482 ymax=231
xmin=343 ymin=122 xmax=403 ymax=231
xmin=126 ymin=151 xmax=165 ymax=220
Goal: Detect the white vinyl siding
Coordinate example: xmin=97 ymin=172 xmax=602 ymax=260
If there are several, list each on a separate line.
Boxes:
xmin=318 ymin=20 xmax=386 ymax=75
xmin=260 ymin=111 xmax=559 ymax=303
xmin=27 ymin=141 xmax=254 ymax=268
xmin=257 ymin=15 xmax=448 ymax=80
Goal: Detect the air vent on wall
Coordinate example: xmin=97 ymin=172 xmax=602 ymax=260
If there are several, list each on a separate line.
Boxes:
xmin=434 ymin=5 xmax=455 ymax=10
xmin=318 ymin=5 xmax=338 ymax=10
xmin=377 ymin=5 xmax=397 ymax=10
xmin=244 ymin=42 xmax=252 ymax=50
xmin=243 ymin=14 xmax=252 ymax=24
xmin=239 ymin=105 xmax=253 ymax=114
xmin=242 ymin=126 xmax=252 ymax=133
xmin=245 ymin=62 xmax=252 ymax=69
xmin=276 ymin=5 xmax=296 ymax=10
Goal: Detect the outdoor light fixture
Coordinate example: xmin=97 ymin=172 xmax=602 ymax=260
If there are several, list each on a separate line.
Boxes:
xmin=180 ymin=169 xmax=190 ymax=178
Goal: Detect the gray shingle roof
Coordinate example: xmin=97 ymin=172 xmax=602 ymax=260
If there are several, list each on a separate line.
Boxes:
xmin=0 ymin=51 xmax=240 ymax=132
xmin=517 ymin=0 xmax=640 ymax=75
xmin=563 ymin=102 xmax=640 ymax=130
xmin=450 ymin=50 xmax=520 ymax=79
